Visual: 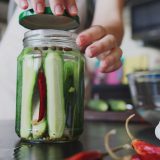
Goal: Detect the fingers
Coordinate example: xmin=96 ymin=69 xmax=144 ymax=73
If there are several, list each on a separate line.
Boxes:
xmin=15 ymin=0 xmax=29 ymax=9
xmin=15 ymin=0 xmax=78 ymax=16
xmin=30 ymin=0 xmax=45 ymax=13
xmin=99 ymin=48 xmax=123 ymax=73
xmin=65 ymin=0 xmax=78 ymax=16
xmin=85 ymin=34 xmax=117 ymax=58
xmin=100 ymin=61 xmax=122 ymax=73
xmin=15 ymin=0 xmax=45 ymax=13
xmin=49 ymin=0 xmax=77 ymax=16
xmin=76 ymin=25 xmax=107 ymax=47
xmin=49 ymin=0 xmax=65 ymax=16
xmin=76 ymin=25 xmax=123 ymax=73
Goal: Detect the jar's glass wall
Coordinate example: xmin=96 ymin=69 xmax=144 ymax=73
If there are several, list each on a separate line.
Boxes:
xmin=16 ymin=41 xmax=85 ymax=142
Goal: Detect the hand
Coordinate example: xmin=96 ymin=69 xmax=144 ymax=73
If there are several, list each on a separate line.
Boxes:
xmin=76 ymin=25 xmax=123 ymax=73
xmin=14 ymin=0 xmax=78 ymax=16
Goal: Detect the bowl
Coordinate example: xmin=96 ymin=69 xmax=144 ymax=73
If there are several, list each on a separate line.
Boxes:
xmin=127 ymin=71 xmax=160 ymax=126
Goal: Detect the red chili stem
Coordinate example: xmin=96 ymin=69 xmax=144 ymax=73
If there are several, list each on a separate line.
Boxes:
xmin=102 ymin=144 xmax=131 ymax=158
xmin=37 ymin=70 xmax=47 ymax=122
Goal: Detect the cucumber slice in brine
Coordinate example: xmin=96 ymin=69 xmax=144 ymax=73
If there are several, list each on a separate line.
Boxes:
xmin=44 ymin=50 xmax=65 ymax=139
xmin=16 ymin=55 xmax=41 ymax=139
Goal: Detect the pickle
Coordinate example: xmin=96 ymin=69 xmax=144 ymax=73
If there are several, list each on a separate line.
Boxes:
xmin=44 ymin=50 xmax=65 ymax=139
xmin=17 ymin=55 xmax=41 ymax=139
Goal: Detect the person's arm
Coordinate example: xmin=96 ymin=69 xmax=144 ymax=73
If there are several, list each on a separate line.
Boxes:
xmin=92 ymin=0 xmax=124 ymax=45
xmin=76 ymin=0 xmax=125 ymax=73
xmin=8 ymin=0 xmax=17 ymax=21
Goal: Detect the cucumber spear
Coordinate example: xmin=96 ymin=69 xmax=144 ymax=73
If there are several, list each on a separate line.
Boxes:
xmin=20 ymin=57 xmax=41 ymax=138
xmin=44 ymin=50 xmax=65 ymax=139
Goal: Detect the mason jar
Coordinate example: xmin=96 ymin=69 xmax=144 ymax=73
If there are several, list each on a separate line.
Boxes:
xmin=15 ymin=29 xmax=85 ymax=142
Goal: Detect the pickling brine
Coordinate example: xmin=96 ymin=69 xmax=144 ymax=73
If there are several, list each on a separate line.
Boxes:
xmin=16 ymin=30 xmax=85 ymax=142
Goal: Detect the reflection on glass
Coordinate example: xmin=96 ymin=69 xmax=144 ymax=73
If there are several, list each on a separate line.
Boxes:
xmin=13 ymin=140 xmax=83 ymax=160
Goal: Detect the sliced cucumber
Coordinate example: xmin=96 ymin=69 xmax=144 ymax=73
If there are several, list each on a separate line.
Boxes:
xmin=72 ymin=54 xmax=85 ymax=135
xmin=44 ymin=50 xmax=65 ymax=139
xmin=16 ymin=59 xmax=23 ymax=137
xmin=63 ymin=50 xmax=85 ymax=136
xmin=20 ymin=56 xmax=41 ymax=139
xmin=32 ymin=92 xmax=40 ymax=121
xmin=64 ymin=60 xmax=76 ymax=128
xmin=32 ymin=99 xmax=47 ymax=139
xmin=32 ymin=118 xmax=47 ymax=139
xmin=16 ymin=48 xmax=33 ymax=136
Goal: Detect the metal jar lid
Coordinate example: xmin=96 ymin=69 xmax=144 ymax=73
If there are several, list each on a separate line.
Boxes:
xmin=19 ymin=7 xmax=80 ymax=30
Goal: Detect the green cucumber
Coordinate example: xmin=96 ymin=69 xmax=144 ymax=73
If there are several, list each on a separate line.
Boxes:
xmin=20 ymin=56 xmax=41 ymax=138
xmin=16 ymin=48 xmax=33 ymax=136
xmin=44 ymin=50 xmax=65 ymax=139
xmin=32 ymin=100 xmax=47 ymax=139
xmin=63 ymin=50 xmax=85 ymax=136
xmin=16 ymin=58 xmax=23 ymax=137
xmin=32 ymin=118 xmax=47 ymax=139
xmin=88 ymin=99 xmax=109 ymax=112
xmin=64 ymin=60 xmax=76 ymax=128
xmin=108 ymin=100 xmax=127 ymax=111
xmin=72 ymin=52 xmax=85 ymax=136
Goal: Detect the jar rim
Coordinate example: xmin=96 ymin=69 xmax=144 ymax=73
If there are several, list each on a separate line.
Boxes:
xmin=24 ymin=29 xmax=77 ymax=40
xmin=23 ymin=29 xmax=79 ymax=49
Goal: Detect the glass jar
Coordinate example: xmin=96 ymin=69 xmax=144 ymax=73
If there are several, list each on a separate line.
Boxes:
xmin=16 ymin=29 xmax=85 ymax=142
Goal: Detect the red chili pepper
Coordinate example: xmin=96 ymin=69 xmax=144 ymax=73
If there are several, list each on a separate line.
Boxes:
xmin=126 ymin=115 xmax=160 ymax=160
xmin=131 ymin=154 xmax=153 ymax=160
xmin=65 ymin=151 xmax=102 ymax=160
xmin=131 ymin=154 xmax=142 ymax=160
xmin=132 ymin=139 xmax=160 ymax=158
xmin=141 ymin=155 xmax=158 ymax=160
xmin=37 ymin=70 xmax=47 ymax=122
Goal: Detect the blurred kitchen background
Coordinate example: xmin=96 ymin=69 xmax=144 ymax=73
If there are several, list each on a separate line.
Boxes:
xmin=0 ymin=0 xmax=8 ymax=39
xmin=0 ymin=0 xmax=160 ymax=121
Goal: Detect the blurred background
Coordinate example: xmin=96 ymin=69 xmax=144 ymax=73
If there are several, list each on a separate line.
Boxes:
xmin=0 ymin=0 xmax=8 ymax=39
xmin=0 ymin=0 xmax=160 ymax=122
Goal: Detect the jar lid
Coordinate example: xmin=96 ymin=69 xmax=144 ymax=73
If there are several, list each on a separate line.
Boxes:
xmin=19 ymin=7 xmax=80 ymax=30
